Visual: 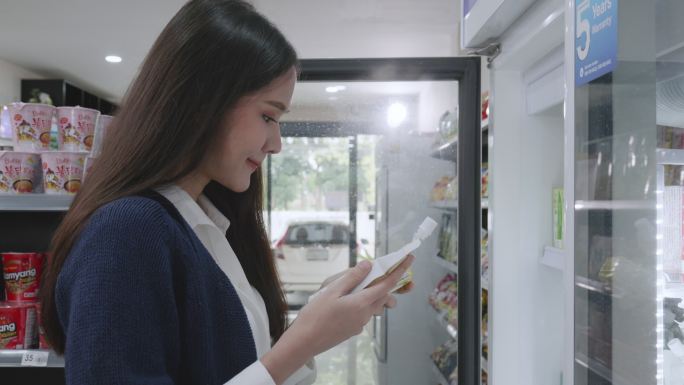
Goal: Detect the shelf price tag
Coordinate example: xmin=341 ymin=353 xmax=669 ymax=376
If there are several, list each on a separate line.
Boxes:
xmin=21 ymin=350 xmax=49 ymax=367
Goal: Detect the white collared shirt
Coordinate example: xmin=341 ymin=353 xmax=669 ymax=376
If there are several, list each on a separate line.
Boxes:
xmin=157 ymin=185 xmax=316 ymax=385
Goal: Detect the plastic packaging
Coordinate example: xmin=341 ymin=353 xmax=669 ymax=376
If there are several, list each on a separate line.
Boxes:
xmin=351 ymin=217 xmax=438 ymax=294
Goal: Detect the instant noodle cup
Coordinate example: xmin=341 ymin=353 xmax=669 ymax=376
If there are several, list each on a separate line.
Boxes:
xmin=0 ymin=151 xmax=42 ymax=194
xmin=1 ymin=252 xmax=45 ymax=302
xmin=92 ymin=114 xmax=113 ymax=156
xmin=7 ymin=103 xmax=55 ymax=152
xmin=41 ymin=151 xmax=87 ymax=194
xmin=0 ymin=303 xmax=37 ymax=349
xmin=57 ymin=106 xmax=100 ymax=152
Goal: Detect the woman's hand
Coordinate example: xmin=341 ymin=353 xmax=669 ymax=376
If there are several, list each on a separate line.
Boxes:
xmin=319 ymin=254 xmax=416 ymax=312
xmin=261 ymin=254 xmax=415 ymax=385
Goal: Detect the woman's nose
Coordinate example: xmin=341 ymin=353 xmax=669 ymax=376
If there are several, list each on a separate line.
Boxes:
xmin=263 ymin=127 xmax=282 ymax=154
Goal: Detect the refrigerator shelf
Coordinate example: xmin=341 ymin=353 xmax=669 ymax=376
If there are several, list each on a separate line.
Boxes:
xmin=0 ymin=349 xmax=64 ymax=368
xmin=574 ymin=352 xmax=629 ymax=384
xmin=482 ymin=356 xmax=488 ymax=373
xmin=433 ymin=255 xmax=458 ymax=273
xmin=481 ymin=118 xmax=489 ymax=132
xmin=434 ymin=310 xmax=458 ymax=340
xmin=430 ymin=139 xmax=458 ymax=162
xmin=430 ymin=200 xmax=458 ymax=211
xmin=429 ymin=200 xmax=488 ymax=210
xmin=657 ymin=148 xmax=684 ymax=165
xmin=0 ymin=195 xmax=73 ymax=211
xmin=574 ymin=200 xmax=652 ymax=211
xmin=575 ymin=276 xmax=622 ymax=298
xmin=540 ymin=246 xmax=564 ymax=271
xmin=665 ymin=282 xmax=684 ymax=299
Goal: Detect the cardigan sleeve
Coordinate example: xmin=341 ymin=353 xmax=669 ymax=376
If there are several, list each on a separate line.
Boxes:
xmin=56 ymin=198 xmax=181 ymax=385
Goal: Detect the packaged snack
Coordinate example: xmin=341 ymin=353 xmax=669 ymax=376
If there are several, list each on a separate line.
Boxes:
xmin=0 ymin=302 xmax=37 ymax=349
xmin=57 ymin=106 xmax=100 ymax=152
xmin=0 ymin=151 xmax=42 ymax=193
xmin=352 ymin=217 xmax=438 ymax=294
xmin=2 ymin=252 xmax=45 ymax=302
xmin=553 ymin=188 xmax=564 ymax=248
xmin=431 ymin=176 xmax=455 ymax=202
xmin=41 ymin=151 xmax=87 ymax=194
xmin=6 ymin=103 xmax=55 ymax=152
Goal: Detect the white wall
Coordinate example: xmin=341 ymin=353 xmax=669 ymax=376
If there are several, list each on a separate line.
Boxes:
xmin=0 ymin=58 xmax=43 ymax=105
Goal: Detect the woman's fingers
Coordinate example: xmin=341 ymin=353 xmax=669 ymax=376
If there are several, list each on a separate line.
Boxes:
xmin=384 ymin=295 xmax=397 ymax=309
xmin=356 ymin=254 xmax=415 ymax=304
xmin=325 ymin=260 xmax=372 ymax=295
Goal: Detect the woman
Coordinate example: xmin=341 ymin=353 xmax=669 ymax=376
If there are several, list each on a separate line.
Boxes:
xmin=39 ymin=1 xmax=414 ymax=384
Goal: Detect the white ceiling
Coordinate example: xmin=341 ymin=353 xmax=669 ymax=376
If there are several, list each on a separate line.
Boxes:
xmin=0 ymin=0 xmax=461 ymax=103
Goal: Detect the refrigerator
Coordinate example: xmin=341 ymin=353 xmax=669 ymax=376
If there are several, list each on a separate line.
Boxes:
xmin=570 ymin=1 xmax=684 ymax=384
xmin=464 ymin=0 xmax=684 ymax=384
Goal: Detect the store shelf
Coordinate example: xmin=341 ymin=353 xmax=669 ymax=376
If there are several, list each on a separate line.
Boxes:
xmin=0 ymin=137 xmax=12 ymax=147
xmin=540 ymin=246 xmax=564 ymax=271
xmin=433 ymin=255 xmax=458 ymax=273
xmin=431 ymin=360 xmax=452 ymax=385
xmin=431 ymin=200 xmax=458 ymax=211
xmin=434 ymin=309 xmax=458 ymax=340
xmin=0 ymin=349 xmax=64 ymax=368
xmin=481 ymin=275 xmax=489 ymax=290
xmin=657 ymin=148 xmax=684 ymax=165
xmin=482 ymin=356 xmax=488 ymax=373
xmin=482 ymin=118 xmax=489 ymax=132
xmin=481 ymin=199 xmax=488 ymax=209
xmin=0 ymin=194 xmax=73 ymax=211
xmin=430 ymin=138 xmax=458 ymax=162
xmin=574 ymin=200 xmax=651 ymax=211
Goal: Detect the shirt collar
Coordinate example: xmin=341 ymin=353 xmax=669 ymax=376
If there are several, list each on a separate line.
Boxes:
xmin=156 ymin=184 xmax=231 ymax=234
xmin=197 ymin=194 xmax=231 ymax=234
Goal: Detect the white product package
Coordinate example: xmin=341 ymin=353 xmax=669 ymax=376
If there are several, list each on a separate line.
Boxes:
xmin=307 ymin=217 xmax=438 ymax=304
xmin=351 ymin=216 xmax=438 ymax=294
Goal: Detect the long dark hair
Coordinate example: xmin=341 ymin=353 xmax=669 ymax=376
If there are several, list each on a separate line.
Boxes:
xmin=40 ymin=0 xmax=297 ymax=354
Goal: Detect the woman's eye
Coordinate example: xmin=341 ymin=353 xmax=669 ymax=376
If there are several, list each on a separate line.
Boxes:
xmin=262 ymin=114 xmax=277 ymax=124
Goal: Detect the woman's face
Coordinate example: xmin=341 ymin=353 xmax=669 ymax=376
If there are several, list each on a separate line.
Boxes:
xmin=204 ymin=67 xmax=296 ymax=193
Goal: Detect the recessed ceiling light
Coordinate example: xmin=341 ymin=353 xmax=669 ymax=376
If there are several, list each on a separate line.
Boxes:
xmin=387 ymin=102 xmax=407 ymax=128
xmin=105 ymin=55 xmax=122 ymax=63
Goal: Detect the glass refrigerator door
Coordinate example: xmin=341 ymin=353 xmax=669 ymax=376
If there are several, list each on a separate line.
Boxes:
xmin=574 ymin=1 xmax=684 ymax=385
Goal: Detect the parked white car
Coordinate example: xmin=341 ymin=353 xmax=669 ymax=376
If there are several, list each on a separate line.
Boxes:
xmin=274 ymin=221 xmax=355 ymax=293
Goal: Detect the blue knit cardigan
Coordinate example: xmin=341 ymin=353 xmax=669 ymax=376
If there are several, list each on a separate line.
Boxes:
xmin=55 ymin=194 xmax=258 ymax=385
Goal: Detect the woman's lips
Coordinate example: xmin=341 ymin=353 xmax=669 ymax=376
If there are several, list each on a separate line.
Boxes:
xmin=246 ymin=159 xmax=260 ymax=170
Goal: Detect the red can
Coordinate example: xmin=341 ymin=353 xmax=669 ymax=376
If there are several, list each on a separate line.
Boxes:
xmin=0 ymin=302 xmax=36 ymax=349
xmin=1 ymin=253 xmax=45 ymax=302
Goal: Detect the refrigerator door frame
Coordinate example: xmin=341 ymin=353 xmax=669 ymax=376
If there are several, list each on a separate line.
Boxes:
xmin=297 ymin=57 xmax=482 ymax=384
